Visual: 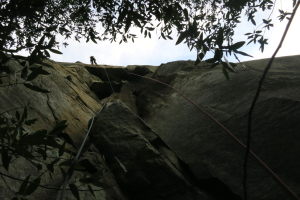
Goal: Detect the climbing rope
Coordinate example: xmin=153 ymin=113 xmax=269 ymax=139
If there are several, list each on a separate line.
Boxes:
xmin=58 ymin=60 xmax=299 ymax=199
xmin=56 ymin=116 xmax=95 ymax=200
xmin=56 ymin=66 xmax=115 ymax=200
xmin=103 ymin=66 xmax=115 ymax=93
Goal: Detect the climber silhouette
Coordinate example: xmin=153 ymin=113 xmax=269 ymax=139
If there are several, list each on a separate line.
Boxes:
xmin=90 ymin=56 xmax=97 ymax=65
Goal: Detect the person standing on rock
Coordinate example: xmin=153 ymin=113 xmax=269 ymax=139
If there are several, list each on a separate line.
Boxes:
xmin=90 ymin=56 xmax=97 ymax=65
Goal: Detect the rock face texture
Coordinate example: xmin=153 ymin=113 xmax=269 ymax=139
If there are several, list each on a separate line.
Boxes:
xmin=0 ymin=59 xmax=102 ymax=142
xmin=135 ymin=56 xmax=300 ymax=200
xmin=90 ymin=100 xmax=212 ymax=200
xmin=0 ymin=55 xmax=300 ymax=200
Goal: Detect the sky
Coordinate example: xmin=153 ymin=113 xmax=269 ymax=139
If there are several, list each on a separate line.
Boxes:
xmin=45 ymin=1 xmax=300 ymax=66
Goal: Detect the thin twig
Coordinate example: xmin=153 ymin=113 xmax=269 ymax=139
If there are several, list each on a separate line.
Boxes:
xmin=243 ymin=2 xmax=300 ymax=200
xmin=0 ymin=171 xmax=102 ymax=191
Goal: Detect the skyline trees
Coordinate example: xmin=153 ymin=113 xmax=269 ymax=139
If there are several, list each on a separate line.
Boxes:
xmin=2 ymin=0 xmax=296 ymax=64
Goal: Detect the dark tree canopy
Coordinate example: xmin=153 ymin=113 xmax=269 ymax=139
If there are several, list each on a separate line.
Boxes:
xmin=0 ymin=0 xmax=297 ymax=63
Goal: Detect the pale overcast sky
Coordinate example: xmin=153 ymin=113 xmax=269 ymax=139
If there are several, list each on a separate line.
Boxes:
xmin=46 ymin=1 xmax=300 ymax=66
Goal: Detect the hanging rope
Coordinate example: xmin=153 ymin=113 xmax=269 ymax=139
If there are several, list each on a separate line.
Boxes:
xmin=56 ymin=116 xmax=95 ymax=200
xmin=103 ymin=66 xmax=115 ymax=93
xmin=56 ymin=65 xmax=115 ymax=200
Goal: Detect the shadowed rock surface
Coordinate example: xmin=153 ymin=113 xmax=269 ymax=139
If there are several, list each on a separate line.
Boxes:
xmin=135 ymin=56 xmax=300 ymax=200
xmin=90 ymin=100 xmax=213 ymax=200
xmin=0 ymin=55 xmax=299 ymax=199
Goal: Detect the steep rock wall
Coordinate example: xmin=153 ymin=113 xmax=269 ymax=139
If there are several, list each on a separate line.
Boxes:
xmin=135 ymin=55 xmax=300 ymax=200
xmin=1 ymin=55 xmax=300 ymax=200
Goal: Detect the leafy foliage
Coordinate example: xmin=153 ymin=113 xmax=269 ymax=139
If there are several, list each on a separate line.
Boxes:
xmin=0 ymin=106 xmax=103 ymax=198
xmin=0 ymin=46 xmax=102 ymax=199
xmin=1 ymin=0 xmax=296 ymax=65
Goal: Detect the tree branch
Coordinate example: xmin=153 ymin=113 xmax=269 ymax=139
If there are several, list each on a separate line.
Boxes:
xmin=243 ymin=2 xmax=300 ymax=200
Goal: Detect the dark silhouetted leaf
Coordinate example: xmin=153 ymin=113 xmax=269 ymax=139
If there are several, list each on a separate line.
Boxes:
xmin=1 ymin=148 xmax=12 ymax=171
xmin=25 ymin=119 xmax=37 ymax=126
xmin=79 ymin=177 xmax=94 ymax=184
xmin=18 ymin=175 xmax=30 ymax=195
xmin=23 ymin=83 xmax=50 ymax=93
xmin=44 ymin=50 xmax=50 ymax=57
xmin=198 ymin=52 xmax=205 ymax=61
xmin=60 ymin=167 xmax=66 ymax=177
xmin=117 ymin=10 xmax=126 ymax=23
xmin=19 ymin=130 xmax=47 ymax=146
xmin=213 ymin=49 xmax=223 ymax=61
xmin=91 ymin=37 xmax=97 ymax=44
xmin=59 ymin=27 xmax=70 ymax=33
xmin=20 ymin=106 xmax=28 ymax=123
xmin=145 ymin=27 xmax=155 ymax=31
xmin=49 ymin=120 xmax=68 ymax=135
xmin=88 ymin=185 xmax=95 ymax=197
xmin=32 ymin=162 xmax=43 ymax=171
xmin=230 ymin=41 xmax=245 ymax=50
xmin=37 ymin=35 xmax=46 ymax=46
xmin=205 ymin=58 xmax=216 ymax=63
xmin=89 ymin=179 xmax=104 ymax=187
xmin=59 ymin=142 xmax=66 ymax=156
xmin=37 ymin=148 xmax=47 ymax=160
xmin=59 ymin=159 xmax=73 ymax=167
xmin=21 ymin=66 xmax=28 ymax=79
xmin=125 ymin=17 xmax=131 ymax=33
xmin=166 ymin=35 xmax=173 ymax=40
xmin=47 ymin=158 xmax=60 ymax=173
xmin=216 ymin=28 xmax=224 ymax=47
xmin=183 ymin=8 xmax=189 ymax=20
xmin=176 ymin=31 xmax=187 ymax=45
xmin=250 ymin=18 xmax=256 ymax=25
xmin=15 ymin=111 xmax=20 ymax=120
xmin=133 ymin=18 xmax=141 ymax=28
xmin=234 ymin=50 xmax=253 ymax=57
xmin=79 ymin=159 xmax=98 ymax=174
xmin=69 ymin=184 xmax=80 ymax=200
xmin=26 ymin=67 xmax=46 ymax=81
xmin=49 ymin=49 xmax=63 ymax=54
xmin=59 ymin=133 xmax=75 ymax=147
xmin=48 ymin=36 xmax=56 ymax=48
xmin=24 ymin=177 xmax=41 ymax=195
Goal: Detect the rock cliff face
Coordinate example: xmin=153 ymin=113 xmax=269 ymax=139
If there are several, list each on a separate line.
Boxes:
xmin=0 ymin=55 xmax=299 ymax=200
xmin=134 ymin=56 xmax=300 ymax=200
